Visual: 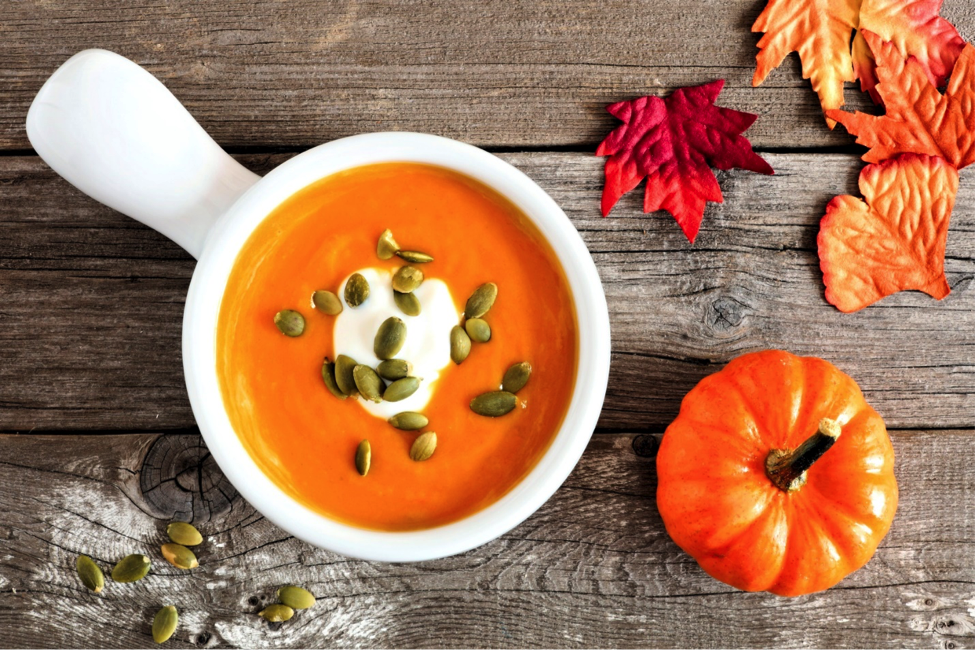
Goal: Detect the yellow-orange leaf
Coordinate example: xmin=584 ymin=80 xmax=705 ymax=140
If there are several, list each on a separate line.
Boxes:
xmin=818 ymin=154 xmax=957 ymax=312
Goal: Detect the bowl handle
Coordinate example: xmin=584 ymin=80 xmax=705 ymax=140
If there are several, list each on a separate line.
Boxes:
xmin=26 ymin=49 xmax=260 ymax=259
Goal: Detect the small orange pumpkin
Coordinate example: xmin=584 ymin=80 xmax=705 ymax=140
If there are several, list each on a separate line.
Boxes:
xmin=656 ymin=350 xmax=898 ymax=596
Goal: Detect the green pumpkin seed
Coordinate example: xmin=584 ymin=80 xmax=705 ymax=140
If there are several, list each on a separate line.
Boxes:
xmin=344 ymin=273 xmax=370 ymax=307
xmin=464 ymin=282 xmax=498 ymax=319
xmin=353 ymin=365 xmax=384 ymax=403
xmin=384 ymin=376 xmax=420 ymax=402
xmin=76 ymin=555 xmax=104 ymax=593
xmin=396 ymin=250 xmax=434 ymax=264
xmin=393 ymin=290 xmax=421 ymax=316
xmin=273 ymin=310 xmax=305 ymax=337
xmin=464 ymin=318 xmax=491 ymax=343
xmin=277 ymin=585 xmax=316 ymax=610
xmin=502 ymin=362 xmax=532 ymax=394
xmin=450 ymin=325 xmax=471 ymax=364
xmin=470 ymin=391 xmax=517 ymax=417
xmin=166 ymin=522 xmax=203 ymax=547
xmin=392 ymin=266 xmax=424 ymax=293
xmin=321 ymin=358 xmax=347 ymax=399
xmin=410 ymin=432 xmax=437 ymax=462
xmin=355 ymin=440 xmax=371 ymax=476
xmin=374 ymin=317 xmax=407 ymax=360
xmin=112 ymin=554 xmax=151 ymax=583
xmin=388 ymin=412 xmax=429 ymax=431
xmin=335 ymin=355 xmax=359 ymax=396
xmin=377 ymin=229 xmax=400 ymax=260
xmin=312 ymin=290 xmax=343 ymax=315
xmin=377 ymin=359 xmax=412 ymax=381
xmin=152 ymin=606 xmax=178 ymax=644
xmin=259 ymin=604 xmax=294 ymax=623
xmin=161 ymin=543 xmax=198 ymax=570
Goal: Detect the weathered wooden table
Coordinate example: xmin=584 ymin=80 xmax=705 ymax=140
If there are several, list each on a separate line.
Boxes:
xmin=3 ymin=1 xmax=975 ymax=647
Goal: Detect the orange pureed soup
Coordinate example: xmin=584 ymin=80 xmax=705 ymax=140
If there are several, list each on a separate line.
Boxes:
xmin=217 ymin=162 xmax=578 ymax=530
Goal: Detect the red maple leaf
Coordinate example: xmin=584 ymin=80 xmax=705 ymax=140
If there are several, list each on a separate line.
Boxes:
xmin=597 ymin=80 xmax=774 ymax=243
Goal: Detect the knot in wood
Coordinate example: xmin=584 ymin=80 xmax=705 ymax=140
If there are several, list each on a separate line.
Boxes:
xmin=706 ymin=296 xmax=748 ymax=334
xmin=140 ymin=435 xmax=238 ymax=522
xmin=631 ymin=434 xmax=659 ymax=458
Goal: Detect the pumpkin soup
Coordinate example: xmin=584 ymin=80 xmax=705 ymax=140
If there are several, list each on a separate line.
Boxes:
xmin=217 ymin=162 xmax=578 ymax=531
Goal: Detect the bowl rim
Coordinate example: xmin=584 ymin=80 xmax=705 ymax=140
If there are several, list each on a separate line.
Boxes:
xmin=183 ymin=132 xmax=611 ymax=562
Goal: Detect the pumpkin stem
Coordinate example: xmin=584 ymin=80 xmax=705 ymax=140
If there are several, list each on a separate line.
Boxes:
xmin=765 ymin=418 xmax=842 ymax=492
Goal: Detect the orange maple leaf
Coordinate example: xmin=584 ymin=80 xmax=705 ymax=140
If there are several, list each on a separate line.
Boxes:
xmin=828 ymin=32 xmax=975 ymax=169
xmin=818 ymin=154 xmax=957 ymax=312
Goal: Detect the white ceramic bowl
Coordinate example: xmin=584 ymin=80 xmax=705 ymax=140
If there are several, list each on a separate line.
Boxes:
xmin=27 ymin=49 xmax=611 ymax=561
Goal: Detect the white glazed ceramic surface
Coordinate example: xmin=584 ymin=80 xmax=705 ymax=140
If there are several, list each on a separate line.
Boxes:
xmin=27 ymin=49 xmax=611 ymax=562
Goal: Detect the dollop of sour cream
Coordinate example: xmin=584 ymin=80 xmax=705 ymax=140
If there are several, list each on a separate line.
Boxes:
xmin=332 ymin=267 xmax=457 ymax=418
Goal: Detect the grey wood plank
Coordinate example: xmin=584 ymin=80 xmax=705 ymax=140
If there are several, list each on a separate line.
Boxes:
xmin=11 ymin=0 xmax=974 ymax=150
xmin=1 ymin=153 xmax=974 ymax=432
xmin=0 ymin=430 xmax=972 ymax=648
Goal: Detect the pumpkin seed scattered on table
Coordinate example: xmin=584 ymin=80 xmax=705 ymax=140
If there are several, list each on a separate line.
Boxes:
xmin=502 ymin=362 xmax=532 ymax=394
xmin=377 ymin=359 xmax=412 ymax=381
xmin=410 ymin=432 xmax=437 ymax=462
xmin=277 ymin=585 xmax=316 ymax=610
xmin=312 ymin=290 xmax=343 ymax=315
xmin=396 ymin=250 xmax=434 ymax=264
xmin=374 ymin=316 xmax=407 ymax=360
xmin=161 ymin=543 xmax=198 ymax=570
xmin=166 ymin=522 xmax=203 ymax=547
xmin=76 ymin=555 xmax=104 ymax=593
xmin=353 ymin=364 xmax=385 ymax=403
xmin=321 ymin=358 xmax=347 ymax=399
xmin=259 ymin=604 xmax=294 ymax=623
xmin=112 ymin=554 xmax=151 ymax=583
xmin=344 ymin=272 xmax=370 ymax=307
xmin=393 ymin=290 xmax=421 ymax=316
xmin=450 ymin=325 xmax=471 ymax=364
xmin=152 ymin=606 xmax=178 ymax=644
xmin=334 ymin=355 xmax=359 ymax=396
xmin=384 ymin=376 xmax=420 ymax=402
xmin=273 ymin=310 xmax=305 ymax=337
xmin=464 ymin=282 xmax=498 ymax=319
xmin=392 ymin=266 xmax=424 ymax=293
xmin=464 ymin=318 xmax=491 ymax=343
xmin=377 ymin=229 xmax=400 ymax=260
xmin=388 ymin=412 xmax=429 ymax=430
xmin=355 ymin=440 xmax=371 ymax=476
xmin=470 ymin=391 xmax=517 ymax=417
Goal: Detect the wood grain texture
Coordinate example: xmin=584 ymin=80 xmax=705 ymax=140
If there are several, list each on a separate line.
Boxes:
xmin=1 ymin=152 xmax=974 ymax=432
xmin=0 ymin=430 xmax=973 ymax=649
xmin=11 ymin=0 xmax=975 ymax=150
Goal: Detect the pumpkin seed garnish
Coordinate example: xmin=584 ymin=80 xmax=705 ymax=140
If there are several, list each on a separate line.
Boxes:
xmin=377 ymin=229 xmax=400 ymax=260
xmin=76 ymin=555 xmax=104 ymax=593
xmin=111 ymin=554 xmax=151 ymax=583
xmin=273 ymin=310 xmax=305 ymax=337
xmin=392 ymin=266 xmax=424 ymax=293
xmin=502 ymin=362 xmax=532 ymax=394
xmin=450 ymin=325 xmax=471 ymax=364
xmin=161 ymin=543 xmax=198 ymax=570
xmin=396 ymin=250 xmax=434 ymax=264
xmin=334 ymin=355 xmax=359 ymax=397
xmin=355 ymin=440 xmax=371 ymax=476
xmin=464 ymin=318 xmax=491 ymax=343
xmin=259 ymin=604 xmax=294 ymax=623
xmin=312 ymin=290 xmax=343 ymax=315
xmin=374 ymin=317 xmax=407 ymax=360
xmin=393 ymin=290 xmax=421 ymax=316
xmin=344 ymin=273 xmax=370 ymax=307
xmin=353 ymin=365 xmax=384 ymax=403
xmin=166 ymin=522 xmax=203 ymax=547
xmin=321 ymin=358 xmax=347 ymax=399
xmin=470 ymin=391 xmax=517 ymax=417
xmin=464 ymin=282 xmax=498 ymax=319
xmin=384 ymin=376 xmax=420 ymax=402
xmin=377 ymin=359 xmax=412 ymax=381
xmin=152 ymin=606 xmax=178 ymax=644
xmin=410 ymin=432 xmax=437 ymax=462
xmin=277 ymin=585 xmax=316 ymax=610
xmin=388 ymin=412 xmax=429 ymax=431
